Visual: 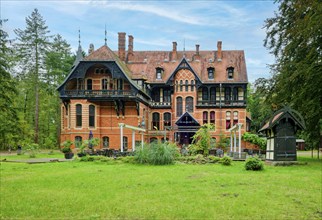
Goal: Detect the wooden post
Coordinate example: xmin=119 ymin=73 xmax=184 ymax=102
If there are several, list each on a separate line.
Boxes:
xmin=132 ymin=130 xmax=135 ymax=152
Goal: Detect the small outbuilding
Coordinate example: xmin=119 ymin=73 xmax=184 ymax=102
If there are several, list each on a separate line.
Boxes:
xmin=259 ymin=107 xmax=305 ymax=161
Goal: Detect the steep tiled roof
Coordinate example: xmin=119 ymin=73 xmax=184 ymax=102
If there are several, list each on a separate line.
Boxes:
xmin=124 ymin=50 xmax=247 ymax=83
xmin=83 ymin=43 xmax=247 ymax=84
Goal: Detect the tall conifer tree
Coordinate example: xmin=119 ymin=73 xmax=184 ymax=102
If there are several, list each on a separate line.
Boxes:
xmin=14 ymin=9 xmax=51 ymax=143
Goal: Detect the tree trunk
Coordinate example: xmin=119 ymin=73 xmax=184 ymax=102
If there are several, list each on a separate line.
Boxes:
xmin=34 ymin=42 xmax=39 ymax=144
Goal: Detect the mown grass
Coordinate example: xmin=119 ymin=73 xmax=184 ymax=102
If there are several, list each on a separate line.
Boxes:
xmin=0 ymin=154 xmax=321 ymax=219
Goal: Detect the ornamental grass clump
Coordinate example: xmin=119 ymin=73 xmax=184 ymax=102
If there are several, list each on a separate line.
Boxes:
xmin=245 ymin=157 xmax=264 ymax=171
xmin=134 ymin=142 xmax=179 ymax=165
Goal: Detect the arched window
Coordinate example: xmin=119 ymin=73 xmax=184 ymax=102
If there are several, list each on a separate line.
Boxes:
xmin=233 ymin=111 xmax=238 ymax=125
xmin=150 ymin=137 xmax=158 ymax=143
xmin=152 ymin=112 xmax=160 ymax=130
xmin=176 ymin=97 xmax=183 ymax=117
xmin=89 ymin=105 xmax=95 ymax=127
xmin=208 ymin=67 xmax=214 ymax=79
xmin=164 ymin=112 xmax=171 ymax=128
xmin=210 ymin=111 xmax=215 ymax=124
xmin=180 ymin=80 xmax=183 ymax=92
xmin=176 ymin=81 xmax=178 ymax=92
xmin=102 ymin=136 xmax=109 ymax=148
xmin=191 ymin=80 xmax=194 ymax=92
xmin=226 ymin=111 xmax=231 ymax=129
xmin=123 ymin=136 xmax=128 ymax=151
xmin=186 ymin=97 xmax=193 ymax=113
xmin=227 ymin=67 xmax=234 ymax=79
xmin=102 ymin=78 xmax=108 ymax=90
xmin=185 ymin=80 xmax=189 ymax=91
xmin=75 ymin=136 xmax=82 ymax=148
xmin=76 ymin=104 xmax=82 ymax=127
xmin=87 ymin=79 xmax=92 ymax=90
xmin=203 ymin=111 xmax=208 ymax=124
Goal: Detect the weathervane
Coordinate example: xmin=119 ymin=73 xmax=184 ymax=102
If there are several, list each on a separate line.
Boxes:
xmin=78 ymin=29 xmax=81 ymax=46
xmin=104 ymin=24 xmax=107 ymax=46
xmin=183 ymin=38 xmax=186 ymax=58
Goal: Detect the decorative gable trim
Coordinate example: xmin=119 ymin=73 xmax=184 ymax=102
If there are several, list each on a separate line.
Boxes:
xmin=165 ymin=57 xmax=202 ymax=87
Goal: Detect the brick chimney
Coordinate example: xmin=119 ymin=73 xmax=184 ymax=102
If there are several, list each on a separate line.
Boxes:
xmin=217 ymin=41 xmax=222 ymax=61
xmin=196 ymin=44 xmax=200 ymax=56
xmin=171 ymin=42 xmax=177 ymax=61
xmin=127 ymin=35 xmax=134 ymax=62
xmin=118 ymin=32 xmax=126 ymax=61
xmin=192 ymin=44 xmax=201 ymax=61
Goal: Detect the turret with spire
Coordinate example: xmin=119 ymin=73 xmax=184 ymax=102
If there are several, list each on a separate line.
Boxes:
xmin=73 ymin=29 xmax=84 ymax=67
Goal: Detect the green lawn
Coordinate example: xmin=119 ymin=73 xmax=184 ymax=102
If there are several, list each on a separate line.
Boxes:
xmin=0 ymin=154 xmax=321 ymax=219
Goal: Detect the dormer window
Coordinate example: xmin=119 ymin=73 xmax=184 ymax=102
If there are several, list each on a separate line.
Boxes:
xmin=227 ymin=67 xmax=234 ymax=79
xmin=208 ymin=67 xmax=214 ymax=79
xmin=156 ymin=67 xmax=164 ymax=80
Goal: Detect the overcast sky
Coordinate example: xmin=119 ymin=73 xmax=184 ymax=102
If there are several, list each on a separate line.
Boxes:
xmin=1 ymin=0 xmax=278 ymax=83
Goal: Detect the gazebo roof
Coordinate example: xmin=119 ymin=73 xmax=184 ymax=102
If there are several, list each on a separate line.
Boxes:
xmin=258 ymin=106 xmax=305 ymax=133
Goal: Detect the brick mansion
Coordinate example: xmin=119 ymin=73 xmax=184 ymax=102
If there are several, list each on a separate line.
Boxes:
xmin=58 ymin=33 xmax=250 ymax=150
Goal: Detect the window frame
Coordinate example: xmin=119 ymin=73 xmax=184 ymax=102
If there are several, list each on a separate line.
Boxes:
xmin=76 ymin=104 xmax=82 ymax=127
xmin=89 ymin=105 xmax=95 ymax=127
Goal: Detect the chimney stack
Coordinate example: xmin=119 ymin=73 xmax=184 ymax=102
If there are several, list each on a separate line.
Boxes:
xmin=118 ymin=32 xmax=126 ymax=61
xmin=127 ymin=35 xmax=134 ymax=62
xmin=196 ymin=44 xmax=200 ymax=56
xmin=172 ymin=42 xmax=177 ymax=61
xmin=217 ymin=41 xmax=222 ymax=61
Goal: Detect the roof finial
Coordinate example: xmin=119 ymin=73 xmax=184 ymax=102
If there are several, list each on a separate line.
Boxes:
xmin=104 ymin=24 xmax=107 ymax=46
xmin=183 ymin=38 xmax=186 ymax=58
xmin=78 ymin=29 xmax=81 ymax=46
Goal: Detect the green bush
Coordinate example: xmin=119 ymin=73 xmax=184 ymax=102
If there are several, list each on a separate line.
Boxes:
xmin=208 ymin=156 xmax=221 ymax=163
xmin=120 ymin=156 xmax=135 ymax=164
xmin=245 ymin=157 xmax=264 ymax=171
xmin=220 ymin=156 xmax=232 ymax=166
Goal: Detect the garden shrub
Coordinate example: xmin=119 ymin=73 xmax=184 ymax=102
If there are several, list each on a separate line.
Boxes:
xmin=208 ymin=155 xmax=221 ymax=163
xmin=193 ymin=154 xmax=207 ymax=164
xmin=245 ymin=157 xmax=264 ymax=171
xmin=79 ymin=156 xmax=95 ymax=162
xmin=120 ymin=156 xmax=135 ymax=164
xmin=220 ymin=156 xmax=232 ymax=166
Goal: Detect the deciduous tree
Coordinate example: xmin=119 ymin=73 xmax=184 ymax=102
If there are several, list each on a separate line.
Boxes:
xmin=264 ymin=0 xmax=322 ymax=150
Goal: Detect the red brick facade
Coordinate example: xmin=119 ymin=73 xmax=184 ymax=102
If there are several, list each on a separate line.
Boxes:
xmin=58 ymin=33 xmax=249 ymax=150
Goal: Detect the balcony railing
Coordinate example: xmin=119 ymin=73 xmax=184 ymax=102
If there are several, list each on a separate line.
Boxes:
xmin=61 ymin=90 xmax=137 ymax=98
xmin=150 ymin=101 xmax=172 ymax=108
xmin=197 ymin=100 xmax=246 ymax=107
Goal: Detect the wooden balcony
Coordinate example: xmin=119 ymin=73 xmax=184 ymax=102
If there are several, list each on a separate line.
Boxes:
xmin=60 ymin=89 xmax=138 ymax=99
xmin=196 ymin=100 xmax=246 ymax=108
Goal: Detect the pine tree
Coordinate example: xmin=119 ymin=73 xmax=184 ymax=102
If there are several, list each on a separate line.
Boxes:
xmin=264 ymin=0 xmax=322 ymax=150
xmin=0 ymin=19 xmax=20 ymax=150
xmin=14 ymin=9 xmax=51 ymax=143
